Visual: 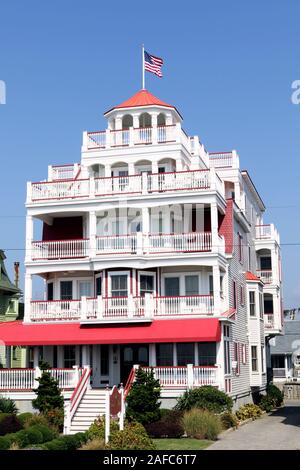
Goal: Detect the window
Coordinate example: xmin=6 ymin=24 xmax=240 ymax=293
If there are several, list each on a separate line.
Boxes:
xmin=238 ymin=233 xmax=243 ymax=263
xmin=101 ymin=345 xmax=109 ymax=376
xmin=240 ymin=286 xmax=245 ymax=306
xmin=110 ymin=274 xmax=128 ymax=297
xmin=220 ymin=276 xmax=224 ymax=298
xmin=185 ymin=275 xmax=199 ymax=296
xmin=47 ymin=282 xmax=54 ymax=301
xmin=198 ymin=342 xmax=216 ymax=366
xmin=224 ymin=325 xmax=231 ymax=375
xmin=209 ymin=275 xmax=213 ymax=296
xmin=156 ymin=343 xmax=173 ymax=366
xmin=233 ymin=342 xmax=240 ymax=375
xmin=248 ymin=245 xmax=251 ymax=271
xmin=260 ymin=256 xmax=272 ymax=270
xmin=261 ymin=346 xmax=265 ymax=373
xmin=249 ymin=291 xmax=256 ymax=316
xmin=177 ymin=343 xmax=194 ymax=366
xmin=259 ymin=292 xmax=264 ymax=319
xmin=60 ymin=281 xmax=73 ymax=300
xmin=78 ymin=281 xmax=92 ymax=298
xmin=95 ymin=276 xmax=102 ymax=296
xmin=232 ymin=281 xmax=237 ymax=309
xmin=241 ymin=344 xmax=247 ymax=364
xmin=251 ymin=346 xmax=258 ymax=372
xmin=13 ymin=346 xmax=17 ymax=361
xmin=64 ymin=346 xmax=76 ymax=368
xmin=165 ymin=277 xmax=180 ymax=296
xmin=140 ymin=274 xmax=155 ymax=297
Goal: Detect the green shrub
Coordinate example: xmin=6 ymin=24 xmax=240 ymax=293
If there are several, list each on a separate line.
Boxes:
xmin=235 ymin=404 xmax=262 ymax=421
xmin=220 ymin=411 xmax=238 ymax=430
xmin=0 ymin=414 xmax=22 ymax=436
xmin=175 ymin=386 xmax=233 ymax=413
xmin=32 ymin=362 xmax=64 ymax=418
xmin=182 ymin=409 xmax=222 ymax=441
xmin=43 ymin=437 xmax=69 ymax=451
xmin=87 ymin=416 xmax=119 ymax=441
xmin=79 ymin=438 xmax=106 ymax=450
xmin=18 ymin=412 xmax=34 ymax=428
xmin=43 ymin=434 xmax=88 ymax=451
xmin=109 ymin=422 xmax=156 ymax=450
xmin=14 ymin=430 xmax=30 ymax=448
xmin=259 ymin=395 xmax=275 ymax=412
xmin=145 ymin=409 xmax=184 ymax=438
xmin=24 ymin=413 xmax=49 ymax=428
xmin=267 ymin=384 xmax=284 ymax=407
xmin=0 ymin=397 xmax=18 ymax=414
xmin=25 ymin=427 xmax=43 ymax=444
xmin=126 ymin=368 xmax=161 ymax=424
xmin=42 ymin=408 xmax=64 ymax=432
xmin=28 ymin=424 xmax=57 ymax=442
xmin=0 ymin=435 xmax=11 ymax=450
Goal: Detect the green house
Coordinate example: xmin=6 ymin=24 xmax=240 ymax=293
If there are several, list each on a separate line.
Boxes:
xmin=0 ymin=250 xmax=26 ymax=368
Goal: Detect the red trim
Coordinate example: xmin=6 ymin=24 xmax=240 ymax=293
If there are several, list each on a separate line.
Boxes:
xmin=32 ymin=178 xmax=89 ymax=185
xmin=33 ymin=238 xmax=89 ymax=243
xmin=52 ymin=164 xmax=78 ymax=168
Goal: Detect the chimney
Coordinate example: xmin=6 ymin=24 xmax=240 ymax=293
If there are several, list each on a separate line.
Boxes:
xmin=14 ymin=262 xmax=20 ymax=288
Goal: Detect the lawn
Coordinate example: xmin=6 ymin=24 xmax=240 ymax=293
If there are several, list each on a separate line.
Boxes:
xmin=153 ymin=438 xmax=213 ymax=450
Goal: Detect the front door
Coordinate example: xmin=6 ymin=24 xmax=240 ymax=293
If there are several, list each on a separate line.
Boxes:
xmin=120 ymin=344 xmax=149 ymax=385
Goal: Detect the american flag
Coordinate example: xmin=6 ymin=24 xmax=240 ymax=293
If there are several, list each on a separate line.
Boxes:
xmin=144 ymin=50 xmax=163 ymax=77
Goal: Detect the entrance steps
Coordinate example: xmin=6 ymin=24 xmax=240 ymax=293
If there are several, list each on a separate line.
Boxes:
xmin=69 ymin=388 xmax=107 ymax=434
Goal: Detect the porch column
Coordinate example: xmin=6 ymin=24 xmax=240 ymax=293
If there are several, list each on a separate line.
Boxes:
xmin=89 ymin=210 xmax=97 ymax=258
xmin=25 ymin=215 xmax=33 ymax=262
xmin=271 ymin=246 xmax=278 ymax=284
xmin=173 ymin=343 xmax=177 ymax=366
xmin=5 ymin=347 xmax=11 ymax=368
xmin=104 ymin=164 xmax=111 ymax=178
xmin=284 ymin=355 xmax=288 ymax=379
xmin=176 ymin=159 xmax=183 ymax=172
xmin=210 ymin=202 xmax=219 ymax=253
xmin=149 ymin=344 xmax=156 ymax=366
xmin=57 ymin=346 xmax=64 ymax=368
xmin=133 ymin=114 xmax=139 ymax=129
xmin=212 ymin=264 xmax=221 ymax=315
xmin=142 ymin=207 xmax=150 ymax=234
xmin=152 ymin=161 xmax=158 ymax=174
xmin=24 ymin=272 xmax=32 ymax=322
xmin=151 ymin=113 xmax=158 ymax=145
xmin=82 ymin=345 xmax=90 ymax=367
xmin=33 ymin=346 xmax=40 ymax=368
xmin=216 ymin=339 xmax=225 ymax=391
xmin=128 ymin=162 xmax=135 ymax=175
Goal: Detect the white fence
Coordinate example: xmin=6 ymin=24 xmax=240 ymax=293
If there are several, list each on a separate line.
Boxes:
xmin=147 ymin=232 xmax=211 ymax=253
xmin=31 ymin=179 xmax=90 ymax=201
xmin=32 ymin=239 xmax=89 ymax=260
xmin=96 ymin=234 xmax=137 ymax=254
xmin=143 ymin=365 xmax=218 ymax=388
xmin=0 ymin=367 xmax=81 ymax=390
xmin=30 ymin=300 xmax=82 ymax=321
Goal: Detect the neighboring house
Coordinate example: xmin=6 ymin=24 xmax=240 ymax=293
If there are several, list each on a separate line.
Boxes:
xmin=270 ymin=320 xmax=300 ymax=382
xmin=0 ymin=89 xmax=283 ymax=425
xmin=0 ymin=251 xmax=25 ymax=368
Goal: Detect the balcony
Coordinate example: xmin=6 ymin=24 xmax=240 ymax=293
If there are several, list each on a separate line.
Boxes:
xmin=264 ymin=314 xmax=274 ymax=329
xmin=29 ymin=232 xmax=223 ymax=262
xmin=209 ymin=151 xmax=239 ymax=169
xmin=27 ymin=168 xmax=224 ymax=204
xmin=257 ymin=269 xmax=273 ymax=284
xmin=83 ymin=124 xmax=189 ymax=151
xmin=255 ymin=224 xmax=280 ymax=244
xmin=29 ymin=294 xmax=214 ymax=323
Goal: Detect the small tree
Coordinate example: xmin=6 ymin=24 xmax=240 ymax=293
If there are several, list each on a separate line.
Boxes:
xmin=126 ymin=368 xmax=161 ymax=424
xmin=32 ymin=361 xmax=64 ymax=430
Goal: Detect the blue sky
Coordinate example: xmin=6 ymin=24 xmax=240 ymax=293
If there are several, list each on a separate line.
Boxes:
xmin=0 ymin=0 xmax=300 ymax=306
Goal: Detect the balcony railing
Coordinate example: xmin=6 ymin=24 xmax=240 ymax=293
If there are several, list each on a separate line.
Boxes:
xmin=0 ymin=367 xmax=82 ymax=391
xmin=85 ymin=125 xmax=178 ymax=150
xmin=29 ymin=294 xmax=214 ymax=323
xmin=257 ymin=269 xmax=273 ymax=284
xmin=209 ymin=151 xmax=239 ymax=169
xmin=142 ymin=365 xmax=219 ymax=387
xmin=272 ymin=368 xmax=286 ymax=378
xmin=50 ymin=164 xmax=80 ymax=181
xmin=29 ymin=232 xmax=218 ymax=261
xmin=28 ymin=168 xmax=224 ymax=203
xmin=264 ymin=314 xmax=274 ymax=329
xmin=32 ymin=239 xmax=89 ymax=260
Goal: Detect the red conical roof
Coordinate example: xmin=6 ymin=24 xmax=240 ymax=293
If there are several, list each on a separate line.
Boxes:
xmin=104 ymin=89 xmax=180 ymax=115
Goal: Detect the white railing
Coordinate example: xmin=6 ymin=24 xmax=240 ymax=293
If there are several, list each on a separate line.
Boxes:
xmin=147 ymin=232 xmax=211 ymax=253
xmin=209 ymin=152 xmax=233 ymax=168
xmin=147 ymin=169 xmax=210 ymax=193
xmin=31 ymin=179 xmax=90 ymax=201
xmin=154 ymin=295 xmax=214 ymax=316
xmin=96 ymin=234 xmax=137 ymax=254
xmin=0 ymin=369 xmax=35 ymax=390
xmin=142 ymin=365 xmax=218 ymax=388
xmin=30 ymin=300 xmax=82 ymax=321
xmin=111 ymin=129 xmax=130 ymax=147
xmin=255 ymin=224 xmax=272 ymax=239
xmin=95 ymin=174 xmax=142 ymax=196
xmin=31 ymin=239 xmax=89 ymax=260
xmin=48 ymin=368 xmax=82 ymax=389
xmin=51 ymin=164 xmax=79 ymax=181
xmin=273 ymin=368 xmax=286 ymax=378
xmin=257 ymin=269 xmax=273 ymax=284
xmin=157 ymin=125 xmax=176 ymax=143
xmin=264 ymin=314 xmax=274 ymax=329
xmin=133 ymin=127 xmax=152 ymax=144
xmin=0 ymin=367 xmax=80 ymax=391
xmin=87 ymin=131 xmax=106 ymax=148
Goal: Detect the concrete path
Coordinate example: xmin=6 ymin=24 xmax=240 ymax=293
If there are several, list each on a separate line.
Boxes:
xmin=208 ymin=401 xmax=300 ymax=450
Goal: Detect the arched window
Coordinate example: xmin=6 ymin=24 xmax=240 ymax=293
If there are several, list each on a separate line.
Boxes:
xmin=139 ymin=112 xmax=151 ymax=128
xmin=157 ymin=113 xmax=166 ymax=126
xmin=122 ymin=114 xmax=133 ymax=129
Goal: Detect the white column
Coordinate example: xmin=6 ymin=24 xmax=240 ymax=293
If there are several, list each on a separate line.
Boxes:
xmin=149 ymin=344 xmax=156 ymax=366
xmin=25 ymin=215 xmax=34 ymax=262
xmin=128 ymin=162 xmax=135 ymax=175
xmin=176 ymin=159 xmax=183 ymax=172
xmin=284 ymin=354 xmax=288 ymax=379
xmin=57 ymin=346 xmax=64 ymax=368
xmin=152 ymin=161 xmax=158 ymax=174
xmin=105 ymin=164 xmax=111 ymax=178
xmin=133 ymin=114 xmax=139 ymax=129
xmin=89 ymin=211 xmax=97 ymax=257
xmin=271 ymin=247 xmax=278 ymax=284
xmin=33 ymin=346 xmax=40 ymax=368
xmin=24 ymin=272 xmax=32 ymax=322
xmin=142 ymin=207 xmax=150 ymax=234
xmin=216 ymin=338 xmax=225 ymax=391
xmin=212 ymin=264 xmax=221 ymax=315
xmin=151 ymin=113 xmax=158 ymax=145
xmin=210 ymin=202 xmax=219 ymax=253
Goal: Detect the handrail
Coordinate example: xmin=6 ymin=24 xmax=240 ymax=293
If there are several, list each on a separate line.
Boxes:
xmin=70 ymin=367 xmax=91 ymax=417
xmin=124 ymin=367 xmax=136 ymax=399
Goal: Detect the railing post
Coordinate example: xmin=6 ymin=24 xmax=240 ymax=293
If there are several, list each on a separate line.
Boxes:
xmin=105 ymin=387 xmax=110 ymax=444
xmin=82 ymin=131 xmax=89 ymax=151
xmin=136 ymin=231 xmax=143 ymax=256
xmin=26 ymin=181 xmax=33 ymax=204
xmin=129 ymin=126 xmax=134 ymax=146
xmin=72 ymin=365 xmax=80 ymax=388
xmin=142 ymin=172 xmax=148 ymax=195
xmin=128 ymin=294 xmax=134 ymax=318
xmin=105 ymin=129 xmax=111 ymax=149
xmin=63 ymin=401 xmax=71 ymax=435
xmin=187 ymin=364 xmax=194 ymax=389
xmin=90 ymin=177 xmax=95 ymax=198
xmin=175 ymin=123 xmax=181 ymax=143
xmin=81 ymin=296 xmax=87 ymax=321
xmin=119 ymin=385 xmax=125 ymax=431
xmin=34 ymin=366 xmax=42 ymax=384
xmin=97 ymin=295 xmax=103 ymax=320
xmin=144 ymin=293 xmax=154 ymax=319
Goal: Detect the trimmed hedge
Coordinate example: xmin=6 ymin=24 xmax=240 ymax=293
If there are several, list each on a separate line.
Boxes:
xmin=0 ymin=435 xmax=11 ymax=450
xmin=175 ymin=386 xmax=233 ymax=413
xmin=42 ymin=432 xmax=88 ymax=451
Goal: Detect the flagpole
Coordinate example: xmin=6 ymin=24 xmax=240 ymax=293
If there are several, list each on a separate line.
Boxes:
xmin=142 ymin=44 xmax=145 ymax=90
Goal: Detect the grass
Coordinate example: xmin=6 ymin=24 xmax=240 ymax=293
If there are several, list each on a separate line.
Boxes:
xmin=153 ymin=438 xmax=213 ymax=450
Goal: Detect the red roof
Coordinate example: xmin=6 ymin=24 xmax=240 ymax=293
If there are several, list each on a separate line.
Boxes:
xmin=104 ymin=89 xmax=179 ymax=115
xmin=0 ymin=319 xmax=221 ymax=346
xmin=245 ymin=271 xmax=261 ymax=282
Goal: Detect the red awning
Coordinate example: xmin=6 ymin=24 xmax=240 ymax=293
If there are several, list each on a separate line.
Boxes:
xmin=0 ymin=319 xmax=221 ymax=346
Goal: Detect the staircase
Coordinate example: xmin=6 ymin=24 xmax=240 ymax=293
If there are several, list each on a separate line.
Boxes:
xmin=69 ymin=389 xmax=107 ymax=434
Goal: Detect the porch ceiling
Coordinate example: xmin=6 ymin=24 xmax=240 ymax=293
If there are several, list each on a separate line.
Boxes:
xmin=0 ymin=319 xmax=221 ymax=346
